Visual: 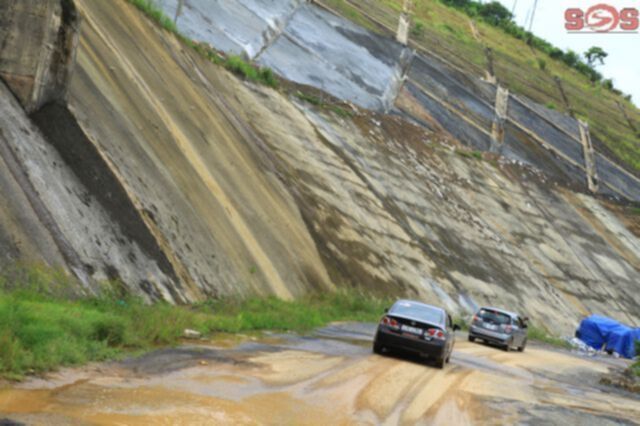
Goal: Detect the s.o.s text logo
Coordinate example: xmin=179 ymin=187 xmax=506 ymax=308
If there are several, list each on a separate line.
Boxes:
xmin=565 ymin=4 xmax=639 ymax=33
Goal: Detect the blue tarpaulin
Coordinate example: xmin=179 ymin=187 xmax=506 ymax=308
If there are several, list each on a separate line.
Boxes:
xmin=577 ymin=315 xmax=640 ymax=359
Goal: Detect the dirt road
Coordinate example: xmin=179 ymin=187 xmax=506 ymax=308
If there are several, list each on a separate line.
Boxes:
xmin=1 ymin=323 xmax=638 ymax=425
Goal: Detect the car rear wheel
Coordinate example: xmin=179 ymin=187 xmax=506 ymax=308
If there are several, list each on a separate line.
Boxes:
xmin=372 ymin=342 xmax=383 ymax=355
xmin=517 ymin=339 xmax=527 ymax=352
xmin=434 ymin=356 xmax=446 ymax=369
xmin=468 ymin=335 xmax=475 ymax=342
xmin=502 ymin=343 xmax=510 ymax=351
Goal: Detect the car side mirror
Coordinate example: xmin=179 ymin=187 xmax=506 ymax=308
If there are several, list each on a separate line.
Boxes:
xmin=523 ymin=317 xmax=530 ymax=322
xmin=453 ymin=324 xmax=461 ymax=331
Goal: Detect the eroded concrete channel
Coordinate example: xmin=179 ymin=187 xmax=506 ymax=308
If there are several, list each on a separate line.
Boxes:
xmin=1 ymin=324 xmax=637 ymax=425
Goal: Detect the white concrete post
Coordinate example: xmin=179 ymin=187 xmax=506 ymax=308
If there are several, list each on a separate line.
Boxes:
xmin=578 ymin=120 xmax=599 ymax=193
xmin=396 ymin=0 xmax=412 ymax=45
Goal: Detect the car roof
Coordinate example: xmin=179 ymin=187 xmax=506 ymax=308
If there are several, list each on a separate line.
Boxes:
xmin=478 ymin=306 xmax=519 ymax=318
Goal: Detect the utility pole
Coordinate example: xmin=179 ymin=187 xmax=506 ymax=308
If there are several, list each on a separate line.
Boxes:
xmin=528 ymin=0 xmax=538 ymax=32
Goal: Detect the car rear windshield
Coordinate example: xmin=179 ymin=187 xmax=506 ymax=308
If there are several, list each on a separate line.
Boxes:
xmin=389 ymin=302 xmax=444 ymax=324
xmin=478 ymin=309 xmax=511 ymax=325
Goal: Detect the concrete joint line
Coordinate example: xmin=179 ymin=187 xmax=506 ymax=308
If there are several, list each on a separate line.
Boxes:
xmin=253 ymin=0 xmax=306 ymax=60
xmin=578 ymin=120 xmax=599 ymax=193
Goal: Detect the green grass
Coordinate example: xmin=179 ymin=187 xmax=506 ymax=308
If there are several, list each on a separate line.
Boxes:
xmin=295 ymin=91 xmax=354 ymax=118
xmin=128 ymin=0 xmax=178 ymax=33
xmin=224 ymin=56 xmax=279 ymax=88
xmin=526 ymin=325 xmax=571 ymax=349
xmin=0 ymin=264 xmax=390 ymax=379
xmin=127 ymin=0 xmax=278 ymax=88
xmin=633 ymin=341 xmax=640 ymax=377
xmin=456 ymin=149 xmax=483 ymax=160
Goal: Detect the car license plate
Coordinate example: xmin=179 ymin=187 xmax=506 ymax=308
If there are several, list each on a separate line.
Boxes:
xmin=401 ymin=325 xmax=423 ymax=335
xmin=484 ymin=323 xmax=498 ymax=330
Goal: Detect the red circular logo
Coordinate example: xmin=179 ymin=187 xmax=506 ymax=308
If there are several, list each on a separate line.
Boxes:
xmin=585 ymin=4 xmax=620 ymax=32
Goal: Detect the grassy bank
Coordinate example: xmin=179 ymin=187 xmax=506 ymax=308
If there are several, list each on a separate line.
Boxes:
xmin=526 ymin=325 xmax=571 ymax=349
xmin=0 ymin=266 xmax=390 ymax=380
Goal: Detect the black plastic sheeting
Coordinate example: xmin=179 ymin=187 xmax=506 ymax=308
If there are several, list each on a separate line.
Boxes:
xmin=405 ymin=51 xmax=640 ymax=201
xmin=507 ymin=97 xmax=584 ymax=165
xmin=404 ymin=81 xmax=492 ymax=152
xmin=408 ymin=55 xmax=496 ymax=133
xmin=596 ymin=154 xmax=640 ymax=200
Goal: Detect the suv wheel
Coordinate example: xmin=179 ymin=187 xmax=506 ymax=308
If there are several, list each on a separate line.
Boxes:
xmin=517 ymin=339 xmax=527 ymax=352
xmin=373 ymin=342 xmax=383 ymax=354
xmin=468 ymin=335 xmax=475 ymax=343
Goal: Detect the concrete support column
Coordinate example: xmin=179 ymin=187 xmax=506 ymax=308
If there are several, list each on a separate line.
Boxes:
xmin=396 ymin=0 xmax=412 ymax=45
xmin=491 ymin=85 xmax=509 ymax=146
xmin=578 ymin=120 xmax=599 ymax=193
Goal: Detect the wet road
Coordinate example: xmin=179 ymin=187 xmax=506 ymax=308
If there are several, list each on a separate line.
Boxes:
xmin=0 ymin=323 xmax=638 ymax=425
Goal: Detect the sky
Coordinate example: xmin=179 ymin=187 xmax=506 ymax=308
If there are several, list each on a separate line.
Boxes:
xmin=493 ymin=0 xmax=640 ymax=106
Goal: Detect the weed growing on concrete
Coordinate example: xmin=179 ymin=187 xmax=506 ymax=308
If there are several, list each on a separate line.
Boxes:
xmin=296 ymin=91 xmax=323 ymax=106
xmin=456 ymin=149 xmax=483 ymax=160
xmin=126 ymin=0 xmax=279 ymax=89
xmin=295 ymin=91 xmax=353 ymax=118
xmin=128 ymin=0 xmax=178 ymax=33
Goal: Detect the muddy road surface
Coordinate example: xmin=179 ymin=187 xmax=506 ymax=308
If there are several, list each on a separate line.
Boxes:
xmin=1 ymin=323 xmax=638 ymax=425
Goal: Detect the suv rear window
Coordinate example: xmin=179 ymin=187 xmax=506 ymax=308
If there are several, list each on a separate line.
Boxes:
xmin=477 ymin=309 xmax=511 ymax=325
xmin=390 ymin=302 xmax=443 ymax=324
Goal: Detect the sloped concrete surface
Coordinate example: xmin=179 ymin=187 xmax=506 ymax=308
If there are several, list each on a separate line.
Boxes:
xmin=161 ymin=0 xmax=304 ymax=58
xmin=0 ymin=81 xmax=176 ymax=299
xmin=159 ymin=0 xmax=412 ymax=111
xmin=68 ymin=0 xmax=332 ymax=300
xmin=0 ymin=0 xmax=638 ymax=332
xmin=257 ymin=4 xmax=412 ymax=111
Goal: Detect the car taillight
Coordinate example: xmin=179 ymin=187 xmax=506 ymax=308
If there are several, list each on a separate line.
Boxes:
xmin=381 ymin=316 xmax=400 ymax=330
xmin=472 ymin=315 xmax=480 ymax=323
xmin=502 ymin=325 xmax=513 ymax=333
xmin=427 ymin=328 xmax=446 ymax=340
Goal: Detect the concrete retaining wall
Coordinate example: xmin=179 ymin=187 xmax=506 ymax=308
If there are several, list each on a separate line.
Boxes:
xmin=162 ymin=0 xmax=640 ymax=200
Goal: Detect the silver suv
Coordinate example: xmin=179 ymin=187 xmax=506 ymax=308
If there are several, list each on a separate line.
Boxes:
xmin=468 ymin=307 xmax=528 ymax=352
